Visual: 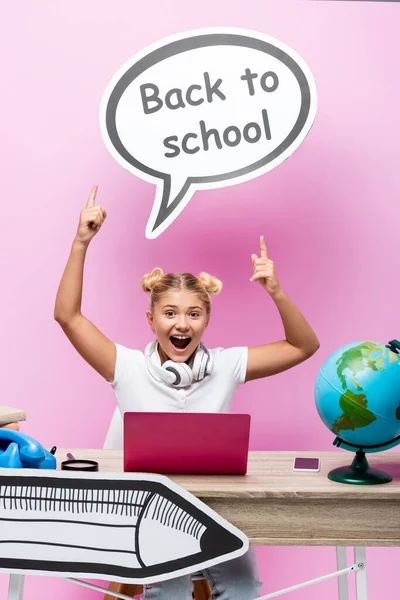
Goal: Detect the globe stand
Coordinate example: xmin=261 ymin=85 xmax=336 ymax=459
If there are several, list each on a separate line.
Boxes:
xmin=328 ymin=449 xmax=392 ymax=485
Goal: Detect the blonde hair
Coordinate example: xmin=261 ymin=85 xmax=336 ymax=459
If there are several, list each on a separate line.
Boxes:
xmin=141 ymin=268 xmax=223 ymax=314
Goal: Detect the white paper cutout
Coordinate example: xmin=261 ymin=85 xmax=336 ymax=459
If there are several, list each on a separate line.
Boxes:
xmin=99 ymin=27 xmax=317 ymax=238
xmin=0 ymin=469 xmax=248 ymax=584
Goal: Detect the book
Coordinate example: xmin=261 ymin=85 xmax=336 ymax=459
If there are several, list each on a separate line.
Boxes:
xmin=0 ymin=406 xmax=26 ymax=426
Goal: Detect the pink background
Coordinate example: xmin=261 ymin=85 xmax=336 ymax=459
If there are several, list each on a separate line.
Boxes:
xmin=1 ymin=0 xmax=400 ymax=598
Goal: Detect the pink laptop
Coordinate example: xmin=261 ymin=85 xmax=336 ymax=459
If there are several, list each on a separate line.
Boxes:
xmin=124 ymin=412 xmax=251 ymax=475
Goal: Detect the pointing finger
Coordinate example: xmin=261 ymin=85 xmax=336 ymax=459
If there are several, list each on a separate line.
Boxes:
xmin=260 ymin=235 xmax=268 ymax=259
xmin=86 ymin=184 xmax=98 ymax=209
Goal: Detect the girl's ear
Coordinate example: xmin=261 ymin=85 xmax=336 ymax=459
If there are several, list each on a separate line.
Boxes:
xmin=146 ymin=310 xmax=155 ymax=331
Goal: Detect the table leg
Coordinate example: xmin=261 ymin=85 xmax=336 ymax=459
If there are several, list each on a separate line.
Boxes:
xmin=8 ymin=574 xmax=25 ymax=600
xmin=336 ymin=547 xmax=349 ymax=600
xmin=354 ymin=547 xmax=368 ymax=600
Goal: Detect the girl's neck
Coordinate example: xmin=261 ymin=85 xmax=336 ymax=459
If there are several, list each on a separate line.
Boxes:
xmin=156 ymin=341 xmax=197 ymax=366
xmin=157 ymin=343 xmax=170 ymax=365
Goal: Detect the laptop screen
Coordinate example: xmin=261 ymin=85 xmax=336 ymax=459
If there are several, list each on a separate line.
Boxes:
xmin=124 ymin=412 xmax=250 ymax=475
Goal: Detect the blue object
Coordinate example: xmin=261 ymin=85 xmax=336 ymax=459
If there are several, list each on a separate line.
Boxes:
xmin=315 ymin=340 xmax=400 ymax=453
xmin=0 ymin=442 xmax=23 ymax=468
xmin=0 ymin=429 xmax=56 ymax=469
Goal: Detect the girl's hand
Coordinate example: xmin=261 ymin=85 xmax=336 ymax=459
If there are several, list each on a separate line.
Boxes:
xmin=75 ymin=185 xmax=107 ymax=246
xmin=250 ymin=235 xmax=281 ymax=295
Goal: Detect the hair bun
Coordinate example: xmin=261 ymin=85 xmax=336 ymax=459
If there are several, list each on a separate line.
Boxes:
xmin=198 ymin=272 xmax=223 ymax=295
xmin=140 ymin=267 xmax=164 ymax=292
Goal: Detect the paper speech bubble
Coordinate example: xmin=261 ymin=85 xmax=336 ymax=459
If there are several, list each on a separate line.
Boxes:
xmin=100 ymin=28 xmax=317 ymax=238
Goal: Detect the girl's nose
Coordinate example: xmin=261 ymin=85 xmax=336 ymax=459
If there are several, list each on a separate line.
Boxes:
xmin=176 ymin=316 xmax=189 ymax=330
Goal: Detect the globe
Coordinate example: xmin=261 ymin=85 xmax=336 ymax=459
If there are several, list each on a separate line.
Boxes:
xmin=314 ymin=339 xmax=400 ymax=484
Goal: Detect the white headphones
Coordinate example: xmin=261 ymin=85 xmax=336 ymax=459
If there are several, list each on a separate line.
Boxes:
xmin=144 ymin=341 xmax=213 ymax=388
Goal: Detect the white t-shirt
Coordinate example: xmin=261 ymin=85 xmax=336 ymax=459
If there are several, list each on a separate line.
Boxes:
xmin=109 ymin=342 xmax=248 ymax=416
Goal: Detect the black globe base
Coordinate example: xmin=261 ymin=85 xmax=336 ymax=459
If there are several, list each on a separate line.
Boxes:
xmin=328 ymin=450 xmax=392 ymax=485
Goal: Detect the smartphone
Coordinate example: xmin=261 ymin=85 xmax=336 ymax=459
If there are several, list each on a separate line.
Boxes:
xmin=293 ymin=457 xmax=320 ymax=472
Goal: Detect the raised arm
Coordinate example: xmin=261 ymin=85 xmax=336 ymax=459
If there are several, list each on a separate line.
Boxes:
xmin=246 ymin=236 xmax=320 ymax=382
xmin=54 ymin=186 xmax=116 ymax=382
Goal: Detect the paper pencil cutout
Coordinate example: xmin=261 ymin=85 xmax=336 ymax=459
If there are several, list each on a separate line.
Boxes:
xmin=0 ymin=469 xmax=248 ymax=584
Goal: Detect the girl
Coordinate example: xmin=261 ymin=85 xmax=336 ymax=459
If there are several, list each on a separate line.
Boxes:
xmin=54 ymin=185 xmax=319 ymax=600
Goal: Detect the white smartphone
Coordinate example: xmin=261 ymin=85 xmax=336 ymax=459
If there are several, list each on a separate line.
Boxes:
xmin=293 ymin=457 xmax=320 ymax=472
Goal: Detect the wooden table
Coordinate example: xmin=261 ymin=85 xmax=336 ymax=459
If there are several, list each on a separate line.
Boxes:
xmin=9 ymin=449 xmax=400 ymax=600
xmin=56 ymin=449 xmax=400 ymax=547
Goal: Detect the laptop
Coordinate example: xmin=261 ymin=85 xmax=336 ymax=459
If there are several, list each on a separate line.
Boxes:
xmin=123 ymin=412 xmax=251 ymax=475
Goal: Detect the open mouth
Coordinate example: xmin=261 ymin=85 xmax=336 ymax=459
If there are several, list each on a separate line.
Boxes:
xmin=170 ymin=336 xmax=192 ymax=350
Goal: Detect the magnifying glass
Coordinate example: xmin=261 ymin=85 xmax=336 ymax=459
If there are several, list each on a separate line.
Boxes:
xmin=61 ymin=453 xmax=99 ymax=472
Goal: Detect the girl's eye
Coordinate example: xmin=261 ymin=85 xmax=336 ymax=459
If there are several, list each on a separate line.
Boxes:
xmin=190 ymin=312 xmax=200 ymax=318
xmin=165 ymin=311 xmax=175 ymax=317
